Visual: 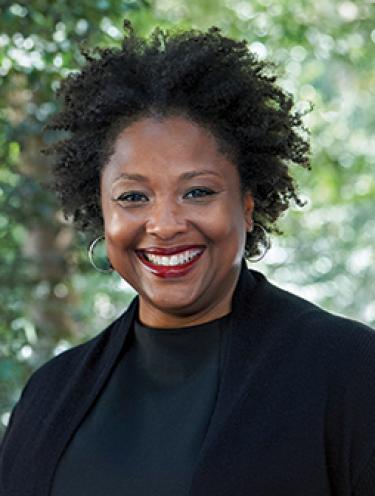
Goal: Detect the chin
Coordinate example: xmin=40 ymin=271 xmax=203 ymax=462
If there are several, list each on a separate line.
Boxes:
xmin=154 ymin=297 xmax=198 ymax=312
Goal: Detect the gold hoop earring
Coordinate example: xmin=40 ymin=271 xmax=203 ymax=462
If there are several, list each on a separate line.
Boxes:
xmin=88 ymin=236 xmax=113 ymax=273
xmin=247 ymin=222 xmax=270 ymax=263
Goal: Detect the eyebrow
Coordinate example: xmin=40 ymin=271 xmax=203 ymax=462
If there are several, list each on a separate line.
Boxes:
xmin=114 ymin=169 xmax=222 ymax=182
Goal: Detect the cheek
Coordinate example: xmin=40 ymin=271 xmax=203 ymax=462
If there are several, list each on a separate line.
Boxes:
xmin=103 ymin=207 xmax=137 ymax=251
xmin=198 ymin=202 xmax=246 ymax=242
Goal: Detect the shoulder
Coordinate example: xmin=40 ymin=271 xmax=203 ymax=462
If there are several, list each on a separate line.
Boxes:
xmin=20 ymin=297 xmax=137 ymax=400
xmin=249 ymin=267 xmax=374 ymax=339
xmin=246 ymin=268 xmax=375 ymax=377
xmin=1 ymin=297 xmax=137 ymax=452
xmin=249 ymin=269 xmax=375 ymax=486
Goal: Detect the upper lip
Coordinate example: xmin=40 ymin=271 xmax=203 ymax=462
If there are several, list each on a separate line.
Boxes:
xmin=136 ymin=245 xmax=206 ymax=256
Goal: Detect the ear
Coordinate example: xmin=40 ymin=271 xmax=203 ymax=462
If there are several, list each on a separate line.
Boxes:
xmin=242 ymin=191 xmax=254 ymax=231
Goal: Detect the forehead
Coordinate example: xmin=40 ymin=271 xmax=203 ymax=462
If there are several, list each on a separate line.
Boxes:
xmin=113 ymin=116 xmax=218 ymax=153
xmin=103 ymin=115 xmax=238 ymax=179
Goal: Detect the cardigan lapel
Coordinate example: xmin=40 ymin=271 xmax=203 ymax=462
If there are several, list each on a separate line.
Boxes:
xmin=189 ymin=259 xmax=269 ymax=494
xmin=37 ymin=297 xmax=139 ymax=496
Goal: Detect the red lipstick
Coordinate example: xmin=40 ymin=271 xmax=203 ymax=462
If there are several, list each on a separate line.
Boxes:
xmin=136 ymin=246 xmax=205 ymax=279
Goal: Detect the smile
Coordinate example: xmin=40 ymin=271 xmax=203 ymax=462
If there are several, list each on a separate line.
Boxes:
xmin=142 ymin=248 xmax=203 ymax=267
xmin=136 ymin=247 xmax=206 ymax=278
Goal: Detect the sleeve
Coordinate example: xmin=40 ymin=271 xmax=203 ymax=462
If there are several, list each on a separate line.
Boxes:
xmin=353 ymin=449 xmax=375 ymax=495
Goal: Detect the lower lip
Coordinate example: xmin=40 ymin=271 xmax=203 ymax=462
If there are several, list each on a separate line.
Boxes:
xmin=136 ymin=250 xmax=205 ymax=279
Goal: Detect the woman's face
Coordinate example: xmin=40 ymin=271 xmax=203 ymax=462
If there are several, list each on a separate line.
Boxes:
xmin=101 ymin=116 xmax=254 ymax=328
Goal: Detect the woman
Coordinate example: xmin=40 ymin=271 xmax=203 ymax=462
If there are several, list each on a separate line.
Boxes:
xmin=1 ymin=21 xmax=374 ymax=496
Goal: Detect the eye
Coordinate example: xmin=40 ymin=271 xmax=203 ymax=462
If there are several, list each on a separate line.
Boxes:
xmin=184 ymin=188 xmax=216 ymax=199
xmin=115 ymin=191 xmax=148 ymax=203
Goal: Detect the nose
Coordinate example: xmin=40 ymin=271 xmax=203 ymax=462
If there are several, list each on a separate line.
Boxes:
xmin=145 ymin=198 xmax=189 ymax=239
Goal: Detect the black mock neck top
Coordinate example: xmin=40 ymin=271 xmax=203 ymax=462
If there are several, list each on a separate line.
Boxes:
xmin=51 ymin=312 xmax=231 ymax=496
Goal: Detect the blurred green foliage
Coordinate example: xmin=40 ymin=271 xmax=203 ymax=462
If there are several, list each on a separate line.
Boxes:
xmin=0 ymin=0 xmax=374 ymax=434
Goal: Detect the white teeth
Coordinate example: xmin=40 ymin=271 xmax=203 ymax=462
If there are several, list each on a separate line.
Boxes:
xmin=143 ymin=249 xmax=203 ymax=266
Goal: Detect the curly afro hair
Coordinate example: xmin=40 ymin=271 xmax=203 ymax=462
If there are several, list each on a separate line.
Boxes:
xmin=44 ymin=20 xmax=311 ymax=260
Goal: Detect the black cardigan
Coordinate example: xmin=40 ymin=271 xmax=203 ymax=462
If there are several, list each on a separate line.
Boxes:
xmin=1 ymin=261 xmax=375 ymax=496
